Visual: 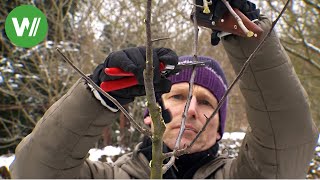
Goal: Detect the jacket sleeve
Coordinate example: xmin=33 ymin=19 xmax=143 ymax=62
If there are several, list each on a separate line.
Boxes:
xmin=10 ymin=78 xmax=120 ymax=178
xmin=221 ymin=15 xmax=318 ymax=178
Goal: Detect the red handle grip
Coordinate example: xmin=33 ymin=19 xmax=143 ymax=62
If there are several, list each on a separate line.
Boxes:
xmin=100 ymin=76 xmax=138 ymax=92
xmin=104 ymin=68 xmax=134 ymax=76
xmin=105 ymin=62 xmax=166 ymax=76
xmin=101 ymin=62 xmax=167 ymax=92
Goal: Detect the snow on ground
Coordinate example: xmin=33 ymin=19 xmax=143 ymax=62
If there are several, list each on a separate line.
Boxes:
xmin=0 ymin=132 xmax=247 ymax=169
xmin=0 ymin=154 xmax=15 ymax=169
xmin=222 ymin=132 xmax=246 ymax=140
xmin=1 ymin=132 xmax=319 ymax=169
xmin=88 ymin=146 xmax=124 ymax=163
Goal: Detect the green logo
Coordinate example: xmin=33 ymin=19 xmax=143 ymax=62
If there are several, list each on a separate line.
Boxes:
xmin=5 ymin=5 xmax=48 ymax=48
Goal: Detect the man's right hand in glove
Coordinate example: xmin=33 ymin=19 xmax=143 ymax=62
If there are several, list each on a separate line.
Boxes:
xmin=210 ymin=0 xmax=260 ymax=46
xmin=90 ymin=46 xmax=178 ymax=110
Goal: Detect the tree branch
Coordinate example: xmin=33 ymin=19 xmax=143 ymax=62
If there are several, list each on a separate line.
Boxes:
xmin=144 ymin=0 xmax=166 ymax=178
xmin=151 ymin=37 xmax=171 ymax=42
xmin=285 ymin=34 xmax=320 ymax=55
xmin=56 ymin=48 xmax=151 ymax=137
xmin=283 ymin=45 xmax=320 ymax=71
xmin=162 ymin=0 xmax=200 ymax=174
xmin=303 ymin=0 xmax=320 ymax=11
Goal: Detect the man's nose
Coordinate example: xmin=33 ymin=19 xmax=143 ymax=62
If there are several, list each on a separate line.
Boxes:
xmin=187 ymin=97 xmax=198 ymax=118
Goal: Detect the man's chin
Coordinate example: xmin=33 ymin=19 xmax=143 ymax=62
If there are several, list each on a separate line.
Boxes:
xmin=163 ymin=132 xmax=197 ymax=149
xmin=180 ymin=138 xmax=215 ymax=153
xmin=178 ymin=138 xmax=195 ymax=148
xmin=164 ymin=139 xmax=210 ymax=153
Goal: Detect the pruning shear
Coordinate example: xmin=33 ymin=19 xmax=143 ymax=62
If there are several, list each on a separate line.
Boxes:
xmin=100 ymin=61 xmax=205 ymax=92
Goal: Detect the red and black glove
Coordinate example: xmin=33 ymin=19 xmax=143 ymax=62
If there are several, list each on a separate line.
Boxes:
xmin=90 ymin=46 xmax=178 ymax=107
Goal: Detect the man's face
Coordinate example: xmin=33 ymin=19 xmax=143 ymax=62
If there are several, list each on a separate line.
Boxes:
xmin=144 ymin=82 xmax=220 ymax=153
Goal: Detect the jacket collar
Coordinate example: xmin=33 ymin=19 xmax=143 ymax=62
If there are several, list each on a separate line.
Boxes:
xmin=115 ymin=141 xmax=228 ymax=179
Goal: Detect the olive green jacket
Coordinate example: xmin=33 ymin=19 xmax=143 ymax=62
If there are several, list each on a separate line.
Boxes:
xmin=10 ymin=15 xmax=318 ymax=179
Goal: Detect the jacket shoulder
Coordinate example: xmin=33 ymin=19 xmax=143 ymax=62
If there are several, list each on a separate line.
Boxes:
xmin=114 ymin=143 xmax=151 ymax=179
xmin=194 ymin=154 xmax=234 ymax=179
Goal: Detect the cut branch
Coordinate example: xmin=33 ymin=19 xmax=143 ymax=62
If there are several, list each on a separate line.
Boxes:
xmin=221 ymin=0 xmax=254 ymax=37
xmin=56 ymin=48 xmax=151 ymax=137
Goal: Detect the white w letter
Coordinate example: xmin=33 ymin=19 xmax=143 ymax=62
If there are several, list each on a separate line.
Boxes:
xmin=12 ymin=17 xmax=30 ymax=37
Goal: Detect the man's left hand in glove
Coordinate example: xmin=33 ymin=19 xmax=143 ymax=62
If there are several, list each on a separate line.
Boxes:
xmin=90 ymin=46 xmax=179 ymax=111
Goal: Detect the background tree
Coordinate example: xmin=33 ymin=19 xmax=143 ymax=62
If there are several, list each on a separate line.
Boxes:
xmin=0 ymin=0 xmax=99 ymax=154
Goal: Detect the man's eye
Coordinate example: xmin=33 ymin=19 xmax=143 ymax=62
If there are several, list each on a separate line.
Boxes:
xmin=172 ymin=94 xmax=184 ymax=100
xmin=199 ymin=100 xmax=212 ymax=107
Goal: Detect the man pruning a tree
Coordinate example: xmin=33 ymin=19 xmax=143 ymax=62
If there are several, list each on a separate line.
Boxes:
xmin=10 ymin=0 xmax=318 ymax=178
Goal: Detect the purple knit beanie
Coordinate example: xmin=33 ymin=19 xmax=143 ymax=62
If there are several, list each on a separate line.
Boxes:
xmin=144 ymin=56 xmax=228 ymax=139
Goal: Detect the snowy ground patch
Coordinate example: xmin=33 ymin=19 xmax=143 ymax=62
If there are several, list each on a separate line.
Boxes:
xmin=1 ymin=132 xmax=320 ymax=172
xmin=88 ymin=146 xmax=124 ymax=163
xmin=0 ymin=154 xmax=15 ymax=169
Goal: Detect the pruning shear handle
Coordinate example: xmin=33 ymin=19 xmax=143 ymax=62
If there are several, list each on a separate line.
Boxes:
xmin=100 ymin=62 xmax=204 ymax=92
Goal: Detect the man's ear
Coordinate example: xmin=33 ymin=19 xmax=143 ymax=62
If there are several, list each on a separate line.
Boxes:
xmin=216 ymin=132 xmax=221 ymax=140
xmin=144 ymin=116 xmax=152 ymax=125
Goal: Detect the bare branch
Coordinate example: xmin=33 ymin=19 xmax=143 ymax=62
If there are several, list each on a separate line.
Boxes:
xmin=0 ymin=117 xmax=31 ymax=129
xmin=56 ymin=48 xmax=151 ymax=137
xmin=187 ymin=0 xmax=206 ymax=8
xmin=0 ymin=117 xmax=13 ymax=137
xmin=144 ymin=0 xmax=166 ymax=178
xmin=0 ymin=141 xmax=19 ymax=149
xmin=151 ymin=37 xmax=171 ymax=42
xmin=285 ymin=34 xmax=320 ymax=55
xmin=4 ymin=80 xmax=37 ymax=126
xmin=283 ymin=45 xmax=320 ymax=71
xmin=188 ymin=0 xmax=292 ymax=149
xmin=162 ymin=0 xmax=200 ymax=174
xmin=0 ymin=135 xmax=23 ymax=144
xmin=303 ymin=0 xmax=320 ymax=11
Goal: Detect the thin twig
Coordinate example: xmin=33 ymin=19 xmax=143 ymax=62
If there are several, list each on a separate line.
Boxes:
xmin=162 ymin=0 xmax=200 ymax=174
xmin=0 ymin=141 xmax=19 ymax=149
xmin=188 ymin=0 xmax=292 ymax=149
xmin=0 ymin=117 xmax=31 ymax=129
xmin=187 ymin=0 xmax=205 ymax=8
xmin=176 ymin=65 xmax=197 ymax=150
xmin=0 ymin=135 xmax=22 ymax=143
xmin=0 ymin=117 xmax=13 ymax=137
xmin=163 ymin=64 xmax=197 ymax=173
xmin=283 ymin=45 xmax=320 ymax=71
xmin=151 ymin=37 xmax=171 ymax=42
xmin=163 ymin=151 xmax=174 ymax=159
xmin=221 ymin=0 xmax=255 ymax=37
xmin=193 ymin=10 xmax=199 ymax=55
xmin=56 ymin=48 xmax=151 ymax=137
